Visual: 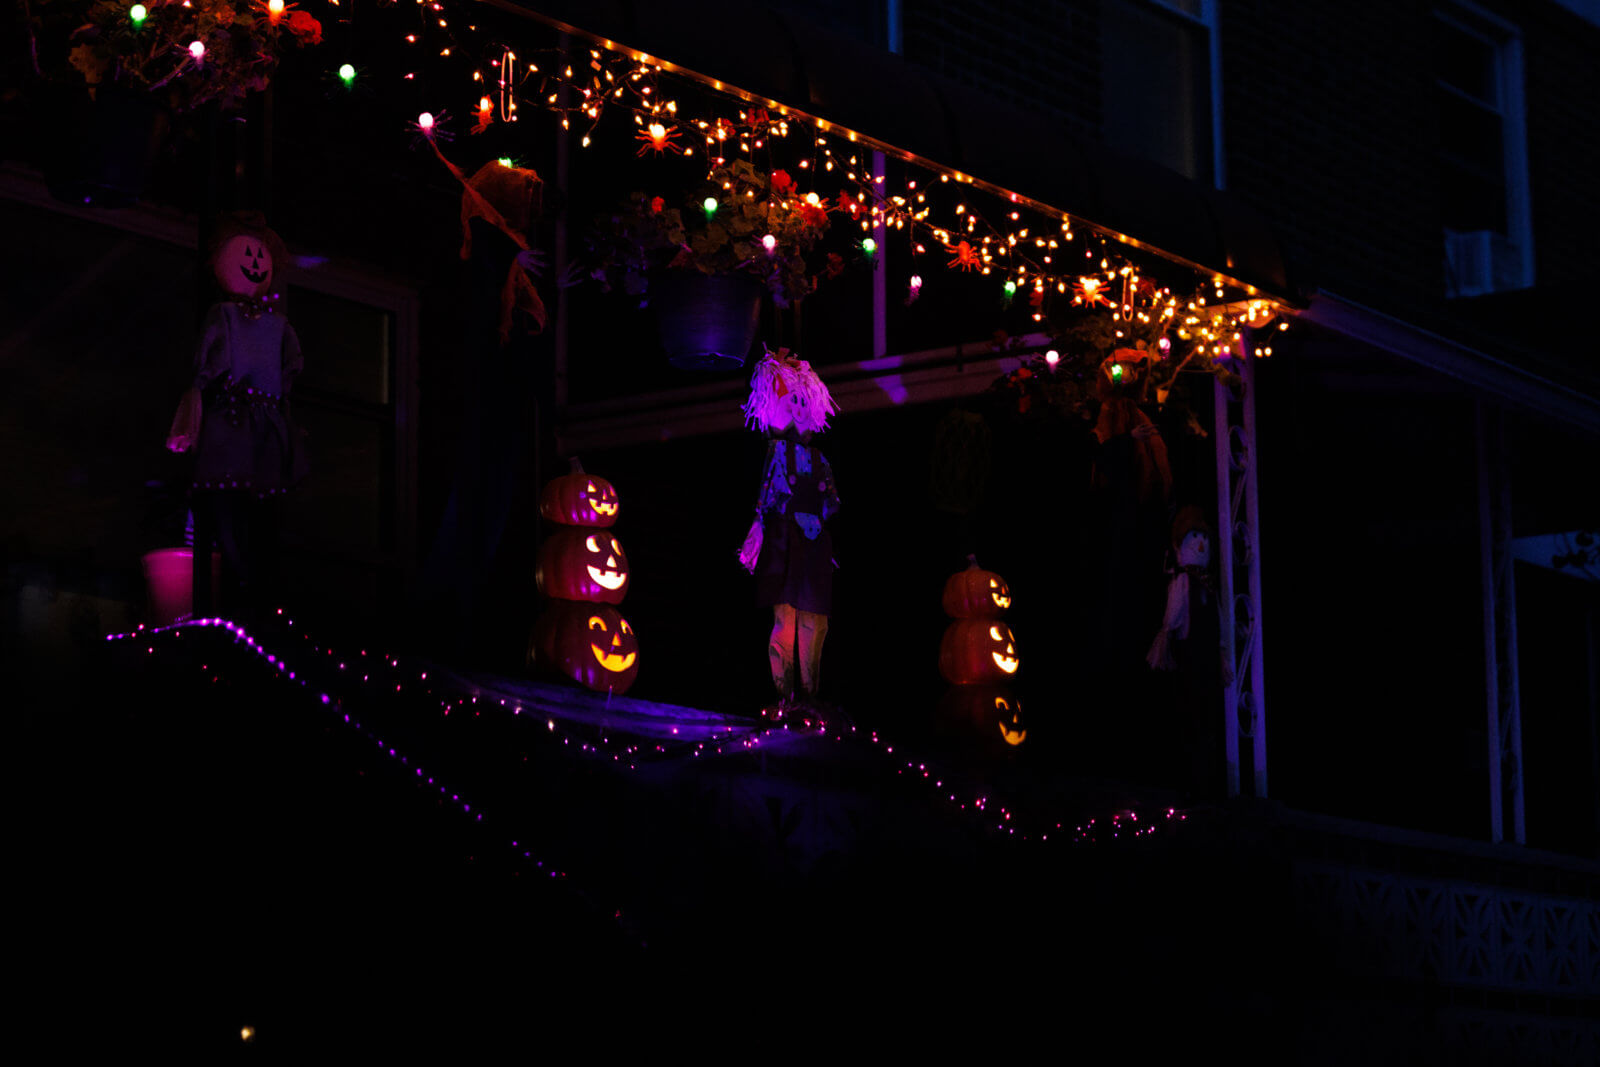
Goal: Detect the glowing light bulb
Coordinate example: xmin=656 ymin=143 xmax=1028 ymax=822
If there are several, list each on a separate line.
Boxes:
xmin=418 ymin=111 xmax=435 ymax=131
xmin=267 ymin=0 xmax=284 ymax=19
xmin=129 ymin=4 xmax=147 ymax=25
xmin=703 ymin=197 xmax=718 ymax=216
xmin=241 ymin=1026 xmax=255 ymax=1042
xmin=497 ymin=157 xmax=514 ymax=168
xmin=761 ymin=234 xmax=777 ymax=253
xmin=1003 ymin=280 xmax=1017 ymax=296
xmin=1111 ymin=363 xmax=1125 ymax=382
xmin=1045 ymin=350 xmax=1060 ymax=366
xmin=188 ymin=40 xmax=206 ymax=61
xmin=861 ymin=237 xmax=877 ymax=255
xmin=910 ymin=274 xmax=923 ymax=289
xmin=337 ymin=63 xmax=355 ymax=85
xmin=804 ymin=192 xmax=820 ymax=206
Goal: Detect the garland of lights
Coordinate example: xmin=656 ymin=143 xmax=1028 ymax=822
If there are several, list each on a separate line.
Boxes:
xmin=108 ymin=612 xmax=1196 ymax=848
xmin=53 ymin=3 xmax=1290 ymax=363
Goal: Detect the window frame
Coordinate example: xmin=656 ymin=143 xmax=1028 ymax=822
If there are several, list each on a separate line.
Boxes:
xmin=1435 ymin=1 xmax=1535 ymax=295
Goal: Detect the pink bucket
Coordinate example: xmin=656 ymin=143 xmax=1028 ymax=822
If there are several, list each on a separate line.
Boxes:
xmin=142 ymin=548 xmax=221 ymax=626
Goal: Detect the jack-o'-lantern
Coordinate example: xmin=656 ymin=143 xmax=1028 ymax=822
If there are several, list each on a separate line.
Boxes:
xmin=537 ymin=527 xmax=630 ymax=603
xmin=540 ymin=460 xmax=620 ymax=528
xmin=530 ymin=602 xmax=639 ymax=694
xmin=215 ymin=235 xmax=274 ymax=298
xmin=938 ymin=619 xmax=1021 ymax=685
xmin=935 ymin=686 xmax=1027 ymax=747
xmin=941 ymin=555 xmax=1011 ymax=618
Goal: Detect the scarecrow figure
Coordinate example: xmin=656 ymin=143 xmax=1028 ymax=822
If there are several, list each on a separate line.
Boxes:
xmin=166 ymin=211 xmax=306 ymax=620
xmin=737 ymin=348 xmax=841 ymax=721
xmin=1147 ymin=506 xmax=1231 ymax=798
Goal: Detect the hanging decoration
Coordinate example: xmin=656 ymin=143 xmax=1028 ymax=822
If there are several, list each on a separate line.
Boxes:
xmin=56 ymin=0 xmax=323 ymax=112
xmin=339 ymin=13 xmax=1291 ymax=363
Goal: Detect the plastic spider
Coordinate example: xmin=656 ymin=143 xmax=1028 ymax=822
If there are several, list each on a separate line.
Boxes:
xmin=946 ymin=240 xmax=981 ymax=271
xmin=1073 ymin=276 xmax=1112 ymax=306
xmin=635 ymin=122 xmax=684 ymax=156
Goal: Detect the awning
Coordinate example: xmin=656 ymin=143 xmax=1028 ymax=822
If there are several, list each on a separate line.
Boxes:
xmin=485 ymin=0 xmax=1300 ymax=303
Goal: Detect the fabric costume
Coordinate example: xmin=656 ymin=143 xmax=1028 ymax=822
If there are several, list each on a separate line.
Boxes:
xmin=1146 ymin=509 xmax=1225 ymax=799
xmin=183 ymin=297 xmax=306 ymax=618
xmin=753 ymin=430 xmax=840 ymax=697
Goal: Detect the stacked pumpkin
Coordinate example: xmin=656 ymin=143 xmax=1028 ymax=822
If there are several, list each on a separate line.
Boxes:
xmin=938 ymin=555 xmax=1026 ymax=747
xmin=529 ymin=460 xmax=639 ymax=694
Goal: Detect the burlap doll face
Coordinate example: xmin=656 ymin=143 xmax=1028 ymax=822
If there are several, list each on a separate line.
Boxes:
xmin=214 ymin=235 xmax=274 ymax=298
xmin=1177 ymin=528 xmax=1211 ymax=568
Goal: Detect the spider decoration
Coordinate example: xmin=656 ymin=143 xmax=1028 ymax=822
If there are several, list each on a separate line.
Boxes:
xmin=471 ymin=96 xmax=495 ymax=136
xmin=635 ymin=122 xmax=685 ymax=156
xmin=946 ymin=240 xmax=982 ymax=272
xmin=1073 ymin=275 xmax=1112 ymax=306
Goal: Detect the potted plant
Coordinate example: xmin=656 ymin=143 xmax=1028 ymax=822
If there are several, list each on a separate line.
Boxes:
xmin=27 ymin=0 xmax=322 ymax=205
xmin=590 ymin=159 xmax=833 ymax=369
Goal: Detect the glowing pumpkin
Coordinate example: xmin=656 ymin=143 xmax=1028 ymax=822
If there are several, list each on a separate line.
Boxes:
xmin=935 ymin=686 xmax=1027 ymax=747
xmin=537 ymin=527 xmax=630 ymax=603
xmin=941 ymin=555 xmax=1011 ymax=618
xmin=530 ymin=602 xmax=639 ymax=694
xmin=540 ymin=460 xmax=619 ymax=528
xmin=938 ymin=619 xmax=1020 ymax=685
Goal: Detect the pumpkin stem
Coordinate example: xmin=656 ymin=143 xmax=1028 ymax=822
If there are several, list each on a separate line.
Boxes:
xmin=567 ymin=456 xmax=584 ymax=473
xmin=966 ymin=553 xmax=979 ymax=569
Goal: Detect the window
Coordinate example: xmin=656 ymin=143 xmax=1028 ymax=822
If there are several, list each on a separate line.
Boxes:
xmin=1101 ymin=0 xmax=1224 ymax=187
xmin=1434 ymin=4 xmax=1534 ymax=297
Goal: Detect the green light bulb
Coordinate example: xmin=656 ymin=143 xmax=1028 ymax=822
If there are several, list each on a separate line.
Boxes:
xmin=129 ymin=4 xmax=147 ymax=25
xmin=861 ymin=237 xmax=877 ymax=255
xmin=1003 ymin=280 xmax=1017 ymax=296
xmin=702 ymin=197 xmax=718 ymax=216
xmin=497 ymin=157 xmax=515 ymax=168
xmin=1111 ymin=363 xmax=1125 ymax=381
xmin=338 ymin=63 xmax=356 ymax=85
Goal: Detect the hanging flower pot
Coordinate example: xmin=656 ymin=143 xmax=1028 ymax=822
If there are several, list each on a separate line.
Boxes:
xmin=42 ymin=85 xmax=169 ymax=208
xmin=652 ymin=271 xmax=764 ymax=371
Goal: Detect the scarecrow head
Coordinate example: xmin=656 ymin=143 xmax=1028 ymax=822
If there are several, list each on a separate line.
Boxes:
xmin=742 ymin=347 xmax=839 ymax=435
xmin=1171 ymin=506 xmax=1213 ymax=568
xmin=209 ymin=212 xmax=287 ymax=301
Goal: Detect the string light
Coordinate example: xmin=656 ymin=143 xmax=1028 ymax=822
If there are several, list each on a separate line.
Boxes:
xmin=337 ymin=63 xmax=355 ymax=86
xmin=129 ymin=4 xmax=147 ymax=26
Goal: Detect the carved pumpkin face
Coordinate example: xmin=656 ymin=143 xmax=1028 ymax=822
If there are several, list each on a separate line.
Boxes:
xmin=583 ymin=533 xmax=628 ymax=591
xmin=529 ymin=602 xmax=638 ymax=693
xmin=987 ymin=624 xmax=1019 ymax=674
xmin=540 ymin=469 xmax=620 ymax=528
xmin=992 ymin=694 xmax=1026 ymax=746
xmin=586 ymin=611 xmax=637 ymax=673
xmin=935 ymin=686 xmax=1025 ymax=749
xmin=536 ymin=527 xmax=630 ymax=603
xmin=939 ymin=619 xmax=1022 ymax=685
xmin=584 ymin=481 xmax=619 ymax=520
xmin=941 ymin=558 xmax=1011 ymax=619
xmin=215 ymin=234 xmax=273 ymax=298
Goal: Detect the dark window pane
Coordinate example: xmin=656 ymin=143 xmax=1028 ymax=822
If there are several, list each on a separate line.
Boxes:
xmin=1437 ymin=89 xmax=1504 ymax=178
xmin=287 ymin=288 xmax=393 ymax=405
xmin=282 ymin=406 xmax=391 ymax=553
xmin=1440 ymin=160 xmax=1507 ymax=232
xmin=1102 ymin=0 xmax=1209 ymax=181
xmin=1434 ymin=18 xmax=1498 ymax=105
